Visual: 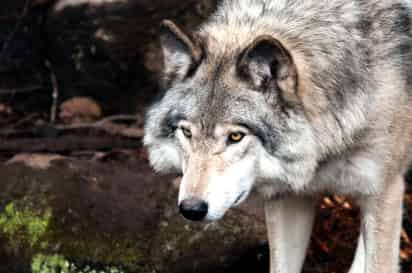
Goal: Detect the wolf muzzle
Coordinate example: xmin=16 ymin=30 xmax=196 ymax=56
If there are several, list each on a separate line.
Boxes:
xmin=179 ymin=197 xmax=208 ymax=221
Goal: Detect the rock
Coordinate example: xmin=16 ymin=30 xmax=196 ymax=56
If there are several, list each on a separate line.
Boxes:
xmin=6 ymin=153 xmax=65 ymax=170
xmin=59 ymin=97 xmax=102 ymax=124
xmin=0 ymin=154 xmax=267 ymax=273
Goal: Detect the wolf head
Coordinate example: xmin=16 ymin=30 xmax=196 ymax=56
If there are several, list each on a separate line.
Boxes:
xmin=144 ymin=20 xmax=319 ymax=221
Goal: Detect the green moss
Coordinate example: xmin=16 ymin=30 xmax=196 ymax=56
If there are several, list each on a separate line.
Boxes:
xmin=0 ymin=198 xmax=143 ymax=272
xmin=52 ymin=235 xmax=144 ymax=272
xmin=31 ymin=254 xmax=127 ymax=273
xmin=0 ymin=199 xmax=52 ymax=248
xmin=31 ymin=254 xmax=70 ymax=273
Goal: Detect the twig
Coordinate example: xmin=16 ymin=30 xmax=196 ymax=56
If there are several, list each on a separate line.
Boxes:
xmin=45 ymin=59 xmax=59 ymax=124
xmin=93 ymin=114 xmax=140 ymax=126
xmin=0 ymin=0 xmax=31 ymax=62
xmin=0 ymin=85 xmax=44 ymax=95
xmin=55 ymin=114 xmax=140 ymax=130
xmin=55 ymin=114 xmax=143 ymax=138
xmin=11 ymin=113 xmax=40 ymax=128
xmin=0 ymin=114 xmax=143 ymax=139
xmin=0 ymin=135 xmax=142 ymax=154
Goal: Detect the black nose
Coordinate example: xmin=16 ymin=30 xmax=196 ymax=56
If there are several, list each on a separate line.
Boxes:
xmin=179 ymin=198 xmax=208 ymax=221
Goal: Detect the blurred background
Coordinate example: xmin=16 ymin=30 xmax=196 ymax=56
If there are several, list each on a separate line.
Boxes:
xmin=0 ymin=0 xmax=411 ymax=272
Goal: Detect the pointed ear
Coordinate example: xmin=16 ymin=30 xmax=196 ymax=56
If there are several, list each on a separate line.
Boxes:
xmin=238 ymin=36 xmax=298 ymax=102
xmin=159 ymin=20 xmax=203 ymax=88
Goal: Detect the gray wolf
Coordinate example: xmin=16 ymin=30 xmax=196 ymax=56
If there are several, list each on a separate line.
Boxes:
xmin=144 ymin=0 xmax=412 ymax=272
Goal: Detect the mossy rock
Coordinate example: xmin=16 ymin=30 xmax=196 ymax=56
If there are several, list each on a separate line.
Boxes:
xmin=0 ymin=158 xmax=266 ymax=273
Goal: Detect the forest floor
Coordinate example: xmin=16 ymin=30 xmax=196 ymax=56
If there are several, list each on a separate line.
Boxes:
xmin=0 ymin=104 xmax=410 ymax=273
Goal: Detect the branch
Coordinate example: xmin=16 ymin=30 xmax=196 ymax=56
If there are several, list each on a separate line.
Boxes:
xmin=54 ymin=115 xmax=143 ymax=138
xmin=45 ymin=59 xmax=59 ymax=124
xmin=55 ymin=114 xmax=140 ymax=129
xmin=0 ymin=85 xmax=44 ymax=95
xmin=0 ymin=134 xmax=142 ymax=155
xmin=0 ymin=115 xmax=144 ymax=154
xmin=1 ymin=115 xmax=143 ymax=138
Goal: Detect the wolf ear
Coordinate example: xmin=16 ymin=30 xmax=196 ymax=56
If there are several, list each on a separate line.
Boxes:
xmin=238 ymin=36 xmax=298 ymax=102
xmin=159 ymin=20 xmax=203 ymax=88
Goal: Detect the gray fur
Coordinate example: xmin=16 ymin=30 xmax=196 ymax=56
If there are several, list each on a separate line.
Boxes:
xmin=144 ymin=1 xmax=412 ymax=272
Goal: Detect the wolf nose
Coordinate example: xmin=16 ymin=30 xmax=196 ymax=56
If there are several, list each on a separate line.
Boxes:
xmin=179 ymin=198 xmax=208 ymax=221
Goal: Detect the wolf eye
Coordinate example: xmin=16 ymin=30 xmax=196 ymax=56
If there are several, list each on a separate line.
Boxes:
xmin=181 ymin=127 xmax=192 ymax=138
xmin=228 ymin=132 xmax=245 ymax=143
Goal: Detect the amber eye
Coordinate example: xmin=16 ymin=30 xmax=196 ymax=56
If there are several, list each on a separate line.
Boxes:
xmin=228 ymin=132 xmax=245 ymax=143
xmin=181 ymin=127 xmax=192 ymax=138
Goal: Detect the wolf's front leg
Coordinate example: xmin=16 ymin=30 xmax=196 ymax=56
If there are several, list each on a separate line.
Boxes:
xmin=264 ymin=196 xmax=316 ymax=273
xmin=357 ymin=175 xmax=404 ymax=273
